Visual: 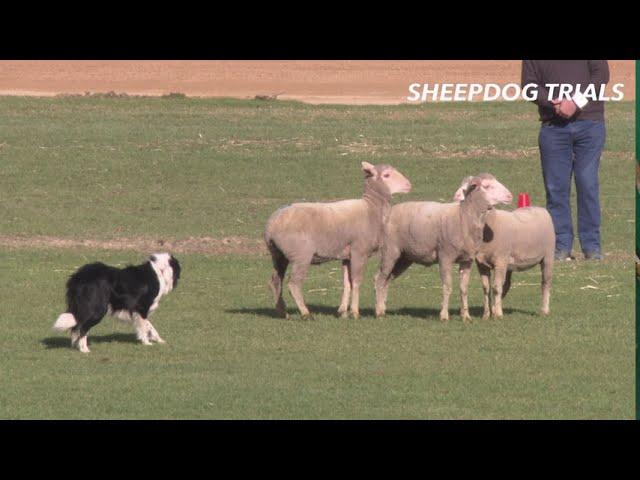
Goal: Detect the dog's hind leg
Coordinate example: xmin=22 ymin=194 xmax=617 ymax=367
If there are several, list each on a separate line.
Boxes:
xmin=75 ymin=317 xmax=103 ymax=353
xmin=69 ymin=297 xmax=107 ymax=353
xmin=145 ymin=320 xmax=165 ymax=344
xmin=72 ymin=324 xmax=92 ymax=353
xmin=73 ymin=315 xmax=103 ymax=353
xmin=70 ymin=327 xmax=81 ymax=348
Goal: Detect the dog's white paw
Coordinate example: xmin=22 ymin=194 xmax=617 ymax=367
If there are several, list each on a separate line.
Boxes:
xmin=77 ymin=336 xmax=90 ymax=353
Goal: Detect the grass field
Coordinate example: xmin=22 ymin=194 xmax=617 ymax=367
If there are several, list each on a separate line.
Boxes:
xmin=0 ymin=97 xmax=635 ymax=419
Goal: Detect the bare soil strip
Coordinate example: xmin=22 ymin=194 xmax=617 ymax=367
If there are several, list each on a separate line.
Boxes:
xmin=0 ymin=61 xmax=634 ymax=104
xmin=0 ymin=234 xmax=632 ymax=262
xmin=0 ymin=234 xmax=268 ymax=256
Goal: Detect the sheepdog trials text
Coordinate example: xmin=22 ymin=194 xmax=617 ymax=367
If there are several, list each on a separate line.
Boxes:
xmin=407 ymin=83 xmax=625 ymax=102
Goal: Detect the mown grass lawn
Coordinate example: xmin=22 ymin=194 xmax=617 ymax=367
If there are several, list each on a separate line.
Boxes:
xmin=0 ymin=97 xmax=634 ymax=418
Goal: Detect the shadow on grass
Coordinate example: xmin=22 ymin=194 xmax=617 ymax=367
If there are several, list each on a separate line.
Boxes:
xmin=41 ymin=333 xmax=138 ymax=349
xmin=390 ymin=306 xmax=537 ymax=318
xmin=225 ymin=304 xmax=537 ymax=320
xmin=225 ymin=304 xmax=374 ymax=319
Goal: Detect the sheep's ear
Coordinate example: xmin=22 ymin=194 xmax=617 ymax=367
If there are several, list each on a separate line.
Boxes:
xmin=464 ymin=179 xmax=480 ymax=197
xmin=454 ymin=176 xmax=473 ymax=201
xmin=361 ymin=161 xmax=378 ymax=179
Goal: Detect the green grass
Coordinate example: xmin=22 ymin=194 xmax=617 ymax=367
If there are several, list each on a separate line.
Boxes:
xmin=0 ymin=97 xmax=634 ymax=419
xmin=1 ymin=97 xmax=634 ymax=246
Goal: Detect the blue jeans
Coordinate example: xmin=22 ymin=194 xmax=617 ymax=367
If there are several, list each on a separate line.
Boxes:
xmin=538 ymin=120 xmax=606 ymax=254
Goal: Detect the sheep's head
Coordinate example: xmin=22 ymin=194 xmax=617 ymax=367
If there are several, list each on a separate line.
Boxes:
xmin=362 ymin=161 xmax=412 ymax=195
xmin=454 ymin=173 xmax=513 ymax=206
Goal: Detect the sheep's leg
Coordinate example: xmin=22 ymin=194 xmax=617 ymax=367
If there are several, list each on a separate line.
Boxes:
xmin=374 ymin=248 xmax=410 ymax=317
xmin=348 ymin=253 xmax=367 ymax=319
xmin=337 ymin=260 xmax=352 ymax=318
xmin=288 ymin=259 xmax=313 ymax=319
xmin=438 ymin=257 xmax=454 ymax=322
xmin=477 ymin=262 xmax=492 ymax=320
xmin=491 ymin=264 xmax=508 ymax=319
xmin=540 ymin=255 xmax=553 ymax=315
xmin=269 ymin=253 xmax=289 ymax=319
xmin=459 ymin=260 xmax=473 ymax=323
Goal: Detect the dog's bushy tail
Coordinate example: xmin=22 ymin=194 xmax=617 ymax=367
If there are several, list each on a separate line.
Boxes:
xmin=53 ymin=313 xmax=77 ymax=331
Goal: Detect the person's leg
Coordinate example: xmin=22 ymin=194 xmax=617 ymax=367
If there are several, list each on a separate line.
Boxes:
xmin=538 ymin=123 xmax=574 ymax=256
xmin=572 ymin=120 xmax=606 ymax=257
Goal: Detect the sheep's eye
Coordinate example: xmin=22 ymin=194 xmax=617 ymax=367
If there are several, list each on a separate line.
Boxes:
xmin=383 ymin=173 xmax=390 ymax=178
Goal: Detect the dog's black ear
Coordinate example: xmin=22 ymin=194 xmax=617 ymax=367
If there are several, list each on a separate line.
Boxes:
xmin=169 ymin=256 xmax=181 ymax=288
xmin=150 ymin=254 xmax=157 ymax=262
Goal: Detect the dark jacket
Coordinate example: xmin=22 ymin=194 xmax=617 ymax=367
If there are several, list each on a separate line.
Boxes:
xmin=521 ymin=60 xmax=609 ymax=122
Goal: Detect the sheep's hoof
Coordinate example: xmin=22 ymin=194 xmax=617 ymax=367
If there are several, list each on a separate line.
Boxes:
xmin=482 ymin=312 xmax=491 ymax=320
xmin=440 ymin=315 xmax=449 ymax=322
xmin=301 ymin=313 xmax=315 ymax=321
xmin=492 ymin=314 xmax=503 ymax=320
xmin=461 ymin=315 xmax=473 ymax=324
xmin=337 ymin=309 xmax=349 ymax=319
xmin=351 ymin=312 xmax=360 ymax=320
xmin=541 ymin=309 xmax=550 ymax=316
xmin=375 ymin=311 xmax=385 ymax=319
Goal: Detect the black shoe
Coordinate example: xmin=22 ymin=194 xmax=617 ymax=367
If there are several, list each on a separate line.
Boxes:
xmin=554 ymin=250 xmax=575 ymax=261
xmin=584 ymin=251 xmax=604 ymax=261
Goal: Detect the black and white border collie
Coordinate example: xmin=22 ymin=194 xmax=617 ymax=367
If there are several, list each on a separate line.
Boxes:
xmin=52 ymin=253 xmax=181 ymax=353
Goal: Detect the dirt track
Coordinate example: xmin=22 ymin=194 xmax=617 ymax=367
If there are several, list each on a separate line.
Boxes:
xmin=0 ymin=234 xmax=266 ymax=255
xmin=0 ymin=60 xmax=634 ymax=104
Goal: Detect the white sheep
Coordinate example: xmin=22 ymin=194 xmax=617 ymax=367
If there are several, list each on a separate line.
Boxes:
xmin=453 ymin=174 xmax=555 ymax=318
xmin=264 ymin=162 xmax=412 ymax=320
xmin=374 ymin=174 xmax=513 ymax=322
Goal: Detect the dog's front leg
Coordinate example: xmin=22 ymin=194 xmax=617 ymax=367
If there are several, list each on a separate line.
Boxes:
xmin=73 ymin=329 xmax=90 ymax=353
xmin=146 ymin=320 xmax=165 ymax=344
xmin=133 ymin=313 xmax=153 ymax=345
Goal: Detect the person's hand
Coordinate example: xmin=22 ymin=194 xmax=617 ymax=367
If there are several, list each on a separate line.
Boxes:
xmin=550 ymin=98 xmax=578 ymax=119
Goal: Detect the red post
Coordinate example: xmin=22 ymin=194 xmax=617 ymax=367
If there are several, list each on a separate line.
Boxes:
xmin=517 ymin=192 xmax=531 ymax=208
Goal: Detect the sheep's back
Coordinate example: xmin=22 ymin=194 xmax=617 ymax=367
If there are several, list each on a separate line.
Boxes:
xmin=492 ymin=207 xmax=554 ymax=242
xmin=265 ymin=199 xmax=371 ymax=258
xmin=388 ymin=201 xmax=458 ymax=259
xmin=271 ymin=200 xmax=366 ymax=232
xmin=389 ymin=201 xmax=457 ymax=231
xmin=480 ymin=207 xmax=555 ymax=268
